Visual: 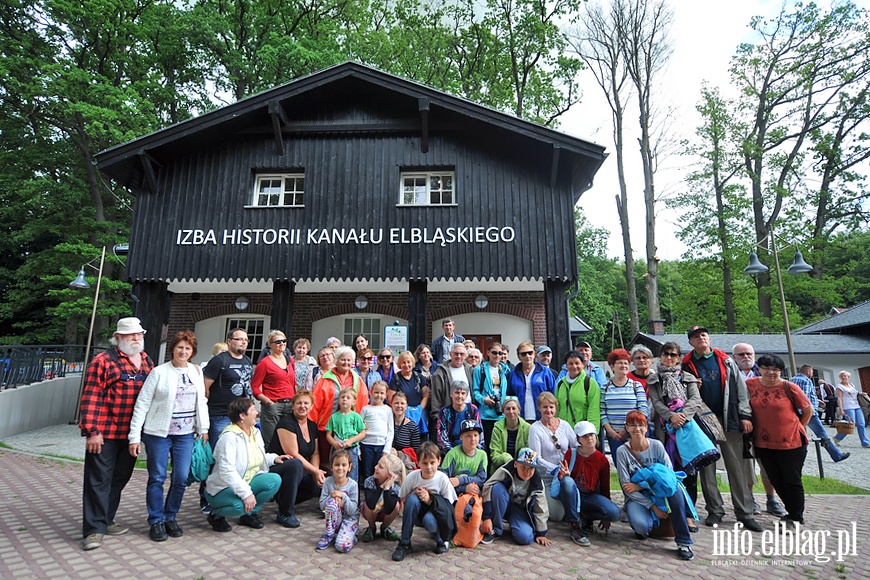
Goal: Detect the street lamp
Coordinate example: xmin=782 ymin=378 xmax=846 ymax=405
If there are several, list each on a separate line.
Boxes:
xmin=69 ymin=246 xmax=107 ymax=424
xmin=743 ymin=223 xmax=813 ymax=374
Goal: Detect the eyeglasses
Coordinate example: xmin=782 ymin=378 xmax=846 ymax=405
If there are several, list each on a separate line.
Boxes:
xmin=550 ymin=434 xmax=562 ymax=451
xmin=626 ymin=423 xmax=646 ymax=429
xmin=519 ymin=351 xmax=535 ymax=357
xmin=633 ymin=355 xmax=651 ymax=360
xmin=271 ymin=339 xmax=287 ymax=345
xmin=661 ymin=351 xmax=679 ymax=358
xmin=318 ymin=354 xmax=333 ymax=360
xmin=378 ymin=354 xmax=393 ymax=360
xmin=490 ymin=350 xmax=504 ymax=356
xmin=229 ymin=337 xmax=248 ymax=342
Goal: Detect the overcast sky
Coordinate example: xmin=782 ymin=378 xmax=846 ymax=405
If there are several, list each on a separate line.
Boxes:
xmin=558 ymin=0 xmax=848 ymax=260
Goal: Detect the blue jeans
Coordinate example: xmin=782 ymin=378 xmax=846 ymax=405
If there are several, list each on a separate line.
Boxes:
xmin=359 ymin=443 xmax=380 ymax=484
xmin=489 ymin=481 xmax=535 ymax=545
xmin=142 ymin=433 xmax=195 ymax=525
xmin=399 ymin=493 xmax=442 ymax=545
xmin=559 ymin=477 xmax=621 ymax=524
xmin=625 ymin=490 xmax=693 ymax=547
xmin=835 ymin=408 xmax=870 ymax=446
xmin=205 ymin=472 xmax=281 ymax=518
xmin=208 ymin=415 xmax=232 ymax=449
xmin=805 ymin=414 xmax=848 ymax=461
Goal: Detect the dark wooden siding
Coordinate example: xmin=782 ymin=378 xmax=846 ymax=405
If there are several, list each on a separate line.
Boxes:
xmin=128 ymin=124 xmax=579 ymax=283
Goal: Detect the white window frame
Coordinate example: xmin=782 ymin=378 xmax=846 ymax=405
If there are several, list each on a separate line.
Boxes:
xmin=250 ymin=173 xmax=305 ymax=208
xmin=344 ymin=318 xmax=382 ymax=351
xmin=399 ymin=171 xmax=456 ymax=206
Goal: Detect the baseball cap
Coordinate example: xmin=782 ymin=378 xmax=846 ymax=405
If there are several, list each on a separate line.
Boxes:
xmin=575 ymin=340 xmax=592 ymax=349
xmin=574 ymin=421 xmax=597 ymax=438
xmin=515 ymin=448 xmax=538 ymax=467
xmin=535 ymin=345 xmax=552 ymax=355
xmin=459 ymin=419 xmax=483 ymax=435
xmin=686 ymin=326 xmax=708 ymax=339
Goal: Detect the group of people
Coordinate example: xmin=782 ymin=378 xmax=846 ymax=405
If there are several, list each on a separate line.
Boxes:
xmin=79 ymin=316 xmax=859 ymax=563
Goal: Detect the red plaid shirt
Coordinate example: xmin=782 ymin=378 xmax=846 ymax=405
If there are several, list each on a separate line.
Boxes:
xmin=79 ymin=348 xmax=154 ymax=440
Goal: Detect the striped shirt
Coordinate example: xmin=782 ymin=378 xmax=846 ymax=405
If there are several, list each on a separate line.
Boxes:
xmin=600 ymin=378 xmax=648 ymax=430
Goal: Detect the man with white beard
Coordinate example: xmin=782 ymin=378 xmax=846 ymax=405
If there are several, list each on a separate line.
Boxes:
xmin=79 ymin=317 xmax=155 ymax=551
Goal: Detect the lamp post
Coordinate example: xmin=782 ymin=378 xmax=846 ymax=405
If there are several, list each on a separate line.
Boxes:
xmin=70 ymin=246 xmax=106 ymax=424
xmin=743 ymin=223 xmax=813 ymax=374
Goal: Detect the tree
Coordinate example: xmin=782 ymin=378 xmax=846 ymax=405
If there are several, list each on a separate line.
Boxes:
xmin=620 ymin=0 xmax=673 ymax=331
xmin=570 ymin=211 xmax=629 ymax=354
xmin=731 ymin=0 xmax=870 ymax=320
xmin=672 ymin=85 xmax=750 ymax=331
xmin=569 ymin=0 xmax=641 ymax=335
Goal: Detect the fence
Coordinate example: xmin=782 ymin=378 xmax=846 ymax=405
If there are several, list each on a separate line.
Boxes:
xmin=0 ymin=345 xmax=106 ymax=390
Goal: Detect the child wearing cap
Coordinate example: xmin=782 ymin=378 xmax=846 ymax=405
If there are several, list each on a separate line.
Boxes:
xmin=480 ymin=447 xmax=551 ymax=546
xmin=392 ymin=441 xmax=458 ymax=562
xmin=441 ymin=420 xmax=489 ymax=547
xmin=553 ymin=421 xmax=621 ymax=547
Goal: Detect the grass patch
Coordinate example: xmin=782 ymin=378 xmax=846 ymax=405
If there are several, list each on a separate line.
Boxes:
xmin=608 ymin=469 xmax=869 ymax=495
xmin=0 ymin=441 xmax=13 ymax=449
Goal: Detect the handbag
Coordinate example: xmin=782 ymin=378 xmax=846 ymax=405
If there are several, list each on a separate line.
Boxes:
xmin=693 ymin=401 xmax=726 ymax=443
xmin=670 ymin=419 xmax=721 ymax=475
xmin=187 ymin=437 xmax=214 ymax=486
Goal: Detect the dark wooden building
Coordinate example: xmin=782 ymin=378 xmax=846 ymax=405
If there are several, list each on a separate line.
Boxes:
xmin=95 ymin=63 xmax=606 ymax=363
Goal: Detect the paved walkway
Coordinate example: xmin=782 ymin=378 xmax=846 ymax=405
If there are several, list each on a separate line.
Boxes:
xmin=0 ymin=446 xmax=867 ymax=579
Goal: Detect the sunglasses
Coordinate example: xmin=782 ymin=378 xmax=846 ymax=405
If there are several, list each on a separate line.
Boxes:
xmin=661 ymin=351 xmax=679 ymax=358
xmin=490 ymin=350 xmax=504 ymax=356
xmin=519 ymin=351 xmax=535 ymax=357
xmin=550 ymin=434 xmax=562 ymax=451
xmin=271 ymin=339 xmax=287 ymax=345
xmin=378 ymin=354 xmax=393 ymax=360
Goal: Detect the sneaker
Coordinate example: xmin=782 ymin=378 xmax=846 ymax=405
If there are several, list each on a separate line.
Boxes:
xmin=164 ymin=519 xmax=183 ymax=538
xmin=392 ymin=543 xmax=412 ymax=562
xmin=434 ymin=541 xmax=449 ymax=554
xmin=360 ymin=527 xmax=376 ymax=542
xmin=81 ymin=533 xmax=103 ymax=551
xmin=200 ymin=503 xmax=213 ymax=515
xmin=677 ymin=545 xmax=695 ymax=561
xmin=381 ymin=526 xmax=399 ymax=541
xmin=239 ymin=513 xmax=264 ymax=529
xmin=149 ymin=522 xmax=168 ymax=542
xmin=207 ymin=514 xmax=232 ymax=533
xmin=835 ymin=452 xmax=851 ymax=462
xmin=752 ymin=500 xmax=761 ymax=515
xmin=480 ymin=532 xmax=496 ymax=545
xmin=738 ymin=518 xmax=763 ymax=532
xmin=570 ymin=525 xmax=591 ymax=547
xmin=704 ymin=514 xmax=722 ymax=527
xmin=316 ymin=533 xmax=335 ymax=550
xmin=106 ymin=522 xmax=128 ymax=536
xmin=766 ymin=498 xmax=786 ymax=517
xmin=276 ymin=513 xmax=300 ymax=528
xmin=580 ymin=516 xmax=596 ymax=536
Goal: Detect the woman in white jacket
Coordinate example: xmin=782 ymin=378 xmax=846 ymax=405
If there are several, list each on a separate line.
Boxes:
xmin=203 ymin=397 xmax=291 ymax=532
xmin=129 ymin=330 xmax=209 ymax=542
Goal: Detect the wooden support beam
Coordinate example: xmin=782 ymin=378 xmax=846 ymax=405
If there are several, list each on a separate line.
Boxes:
xmin=550 ymin=144 xmax=561 ymax=189
xmin=418 ymin=97 xmax=430 ymax=153
xmin=268 ymin=100 xmax=289 ymax=156
xmin=137 ymin=150 xmax=161 ymax=194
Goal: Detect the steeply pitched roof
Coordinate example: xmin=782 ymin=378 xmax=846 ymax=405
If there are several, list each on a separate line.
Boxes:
xmin=96 ymin=61 xmax=607 ymax=197
xmin=794 ymin=299 xmax=870 ymax=334
xmin=630 ymin=332 xmax=870 ymax=355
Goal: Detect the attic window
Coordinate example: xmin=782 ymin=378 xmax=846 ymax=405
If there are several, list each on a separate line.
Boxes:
xmin=252 ymin=173 xmax=304 ymax=207
xmin=400 ymin=171 xmax=455 ymax=206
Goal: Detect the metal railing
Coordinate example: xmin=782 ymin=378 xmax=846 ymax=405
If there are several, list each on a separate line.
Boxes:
xmin=0 ymin=345 xmax=106 ymax=390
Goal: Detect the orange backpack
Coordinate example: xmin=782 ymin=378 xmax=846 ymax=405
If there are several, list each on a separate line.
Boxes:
xmin=452 ymin=493 xmax=483 ymax=548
